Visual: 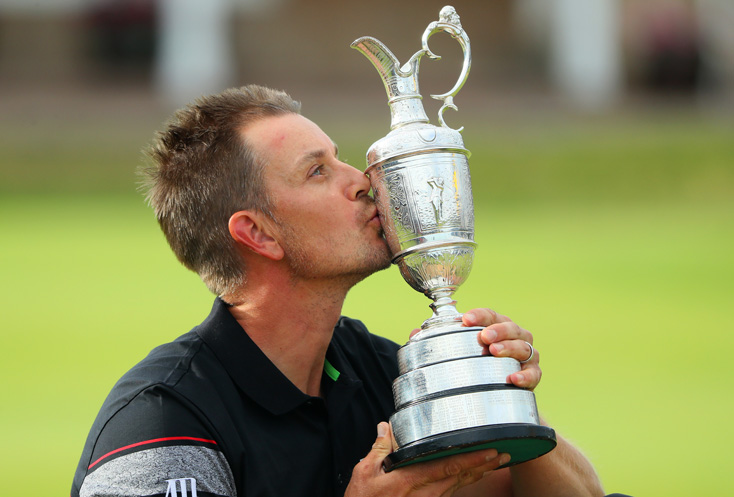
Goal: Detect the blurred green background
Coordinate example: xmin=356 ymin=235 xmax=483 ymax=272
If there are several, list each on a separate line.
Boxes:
xmin=1 ymin=1 xmax=733 ymax=496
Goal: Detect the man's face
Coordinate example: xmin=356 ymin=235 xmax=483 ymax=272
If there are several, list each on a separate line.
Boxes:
xmin=244 ymin=113 xmax=391 ymax=284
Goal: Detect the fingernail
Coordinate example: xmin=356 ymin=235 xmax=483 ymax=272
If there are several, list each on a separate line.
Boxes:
xmin=499 ymin=454 xmax=511 ymax=465
xmin=377 ymin=423 xmax=387 ymax=438
xmin=483 ymin=329 xmax=497 ymax=342
xmin=492 ymin=343 xmax=504 ymax=353
xmin=484 ymin=449 xmax=499 ymax=461
xmin=464 ymin=312 xmax=475 ymax=323
xmin=515 ymin=373 xmax=525 ymax=383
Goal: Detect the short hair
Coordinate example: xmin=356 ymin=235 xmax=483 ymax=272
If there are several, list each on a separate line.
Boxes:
xmin=141 ymin=85 xmax=301 ymax=296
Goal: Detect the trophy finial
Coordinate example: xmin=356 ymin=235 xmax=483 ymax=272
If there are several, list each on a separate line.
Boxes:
xmin=439 ymin=6 xmax=460 ymax=24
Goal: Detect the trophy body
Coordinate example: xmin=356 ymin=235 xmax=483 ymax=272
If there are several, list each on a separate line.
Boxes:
xmin=352 ymin=6 xmax=556 ymax=470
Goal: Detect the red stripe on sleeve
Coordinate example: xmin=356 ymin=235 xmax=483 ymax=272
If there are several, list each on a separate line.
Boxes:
xmin=88 ymin=436 xmax=217 ymax=469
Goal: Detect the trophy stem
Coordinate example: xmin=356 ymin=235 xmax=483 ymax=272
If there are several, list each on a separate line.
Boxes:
xmin=415 ymin=290 xmax=464 ymax=338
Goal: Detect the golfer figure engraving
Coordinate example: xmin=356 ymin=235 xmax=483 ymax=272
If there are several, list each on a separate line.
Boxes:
xmin=352 ymin=5 xmax=557 ymax=470
xmin=427 ymin=177 xmax=444 ymax=224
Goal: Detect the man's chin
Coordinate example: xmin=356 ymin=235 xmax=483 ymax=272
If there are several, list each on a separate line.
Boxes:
xmin=353 ymin=250 xmax=392 ymax=282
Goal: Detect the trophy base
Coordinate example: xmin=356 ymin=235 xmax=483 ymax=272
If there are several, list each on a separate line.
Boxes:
xmin=383 ymin=423 xmax=557 ymax=472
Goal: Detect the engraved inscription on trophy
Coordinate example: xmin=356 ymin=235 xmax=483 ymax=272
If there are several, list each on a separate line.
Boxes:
xmin=382 ymin=173 xmax=416 ymax=251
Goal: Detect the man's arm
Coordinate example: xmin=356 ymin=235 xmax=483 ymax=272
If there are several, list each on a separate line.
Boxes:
xmin=453 ymin=428 xmax=603 ymax=497
xmin=508 ymin=428 xmax=604 ymax=497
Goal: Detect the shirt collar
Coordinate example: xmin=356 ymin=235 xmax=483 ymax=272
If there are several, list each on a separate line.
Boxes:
xmin=324 ymin=320 xmax=363 ymax=390
xmin=321 ymin=318 xmax=365 ymax=417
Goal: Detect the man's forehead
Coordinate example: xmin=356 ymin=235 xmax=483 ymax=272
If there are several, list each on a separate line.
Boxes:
xmin=244 ymin=114 xmax=337 ymax=167
xmin=242 ymin=114 xmax=297 ymax=147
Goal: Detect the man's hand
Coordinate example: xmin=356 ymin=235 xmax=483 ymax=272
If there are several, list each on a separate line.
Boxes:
xmin=345 ymin=422 xmax=509 ymax=497
xmin=463 ymin=308 xmax=541 ymax=391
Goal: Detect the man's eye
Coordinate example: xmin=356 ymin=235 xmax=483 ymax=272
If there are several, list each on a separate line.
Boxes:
xmin=310 ymin=165 xmax=324 ymax=176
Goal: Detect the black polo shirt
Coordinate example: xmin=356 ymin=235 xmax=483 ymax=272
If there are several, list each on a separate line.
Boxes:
xmin=71 ymin=298 xmax=401 ymax=497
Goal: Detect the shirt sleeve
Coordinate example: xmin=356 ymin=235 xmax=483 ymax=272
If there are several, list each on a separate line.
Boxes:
xmin=72 ymin=384 xmax=237 ymax=497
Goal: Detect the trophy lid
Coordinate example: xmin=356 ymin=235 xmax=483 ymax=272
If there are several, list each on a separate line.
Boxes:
xmin=366 ymin=122 xmax=470 ymax=172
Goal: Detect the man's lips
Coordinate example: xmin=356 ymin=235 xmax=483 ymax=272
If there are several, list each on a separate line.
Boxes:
xmin=367 ymin=207 xmax=382 ymax=226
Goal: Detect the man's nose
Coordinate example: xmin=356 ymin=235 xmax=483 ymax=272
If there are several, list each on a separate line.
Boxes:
xmin=344 ymin=163 xmax=372 ymax=200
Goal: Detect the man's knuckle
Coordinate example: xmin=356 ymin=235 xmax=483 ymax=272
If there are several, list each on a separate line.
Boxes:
xmin=444 ymin=460 xmax=462 ymax=478
xmin=479 ymin=308 xmax=496 ymax=322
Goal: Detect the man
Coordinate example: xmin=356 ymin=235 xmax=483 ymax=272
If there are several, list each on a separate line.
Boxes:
xmin=71 ymin=85 xmax=604 ymax=497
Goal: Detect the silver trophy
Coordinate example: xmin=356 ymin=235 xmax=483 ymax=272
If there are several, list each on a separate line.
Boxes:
xmin=352 ymin=6 xmax=556 ymax=470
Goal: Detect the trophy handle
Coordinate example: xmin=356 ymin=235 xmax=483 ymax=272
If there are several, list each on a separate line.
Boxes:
xmin=420 ymin=6 xmax=472 ymax=130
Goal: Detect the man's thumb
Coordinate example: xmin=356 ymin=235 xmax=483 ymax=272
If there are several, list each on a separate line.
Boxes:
xmin=367 ymin=422 xmax=394 ymax=462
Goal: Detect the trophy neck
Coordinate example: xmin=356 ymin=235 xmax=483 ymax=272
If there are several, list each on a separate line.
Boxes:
xmin=389 ymin=97 xmax=430 ymax=129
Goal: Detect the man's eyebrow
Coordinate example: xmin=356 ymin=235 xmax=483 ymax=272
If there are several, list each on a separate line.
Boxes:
xmin=298 ymin=149 xmax=327 ymax=166
xmin=297 ymin=142 xmax=339 ymax=165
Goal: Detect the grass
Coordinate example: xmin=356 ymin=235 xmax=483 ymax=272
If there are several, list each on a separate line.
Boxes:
xmin=1 ymin=110 xmax=732 ymax=496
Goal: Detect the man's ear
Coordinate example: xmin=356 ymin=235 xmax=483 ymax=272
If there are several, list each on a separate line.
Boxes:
xmin=228 ymin=211 xmax=284 ymax=261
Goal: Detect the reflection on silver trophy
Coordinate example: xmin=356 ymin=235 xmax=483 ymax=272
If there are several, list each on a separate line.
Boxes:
xmin=352 ymin=5 xmax=557 ymax=470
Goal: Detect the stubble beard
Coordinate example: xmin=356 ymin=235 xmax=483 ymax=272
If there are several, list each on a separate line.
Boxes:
xmin=278 ymin=221 xmax=391 ymax=288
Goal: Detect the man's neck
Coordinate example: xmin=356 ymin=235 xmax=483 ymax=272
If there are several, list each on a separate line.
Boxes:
xmin=225 ymin=273 xmax=351 ymax=398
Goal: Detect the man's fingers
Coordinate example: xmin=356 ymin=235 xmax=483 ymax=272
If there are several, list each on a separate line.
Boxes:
xmin=421 ymin=451 xmax=511 ymax=497
xmin=396 ymin=448 xmax=505 ymax=489
xmin=509 ymin=363 xmax=542 ymax=390
xmin=349 ymin=430 xmax=509 ymax=497
xmin=478 ymin=321 xmax=533 ymax=347
xmin=462 ymin=308 xmax=510 ymax=328
xmin=467 ymin=316 xmax=543 ymax=391
xmin=487 ymin=337 xmax=535 ymax=361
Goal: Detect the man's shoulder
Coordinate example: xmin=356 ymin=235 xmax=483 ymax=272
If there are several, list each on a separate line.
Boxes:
xmin=71 ymin=298 xmax=255 ymax=497
xmin=108 ymin=329 xmax=208 ymax=401
xmin=108 ymin=298 xmax=237 ymax=403
xmin=71 ymin=325 xmax=238 ymax=497
xmin=84 ymin=328 xmax=219 ymax=442
xmin=73 ymin=368 xmax=235 ymax=497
